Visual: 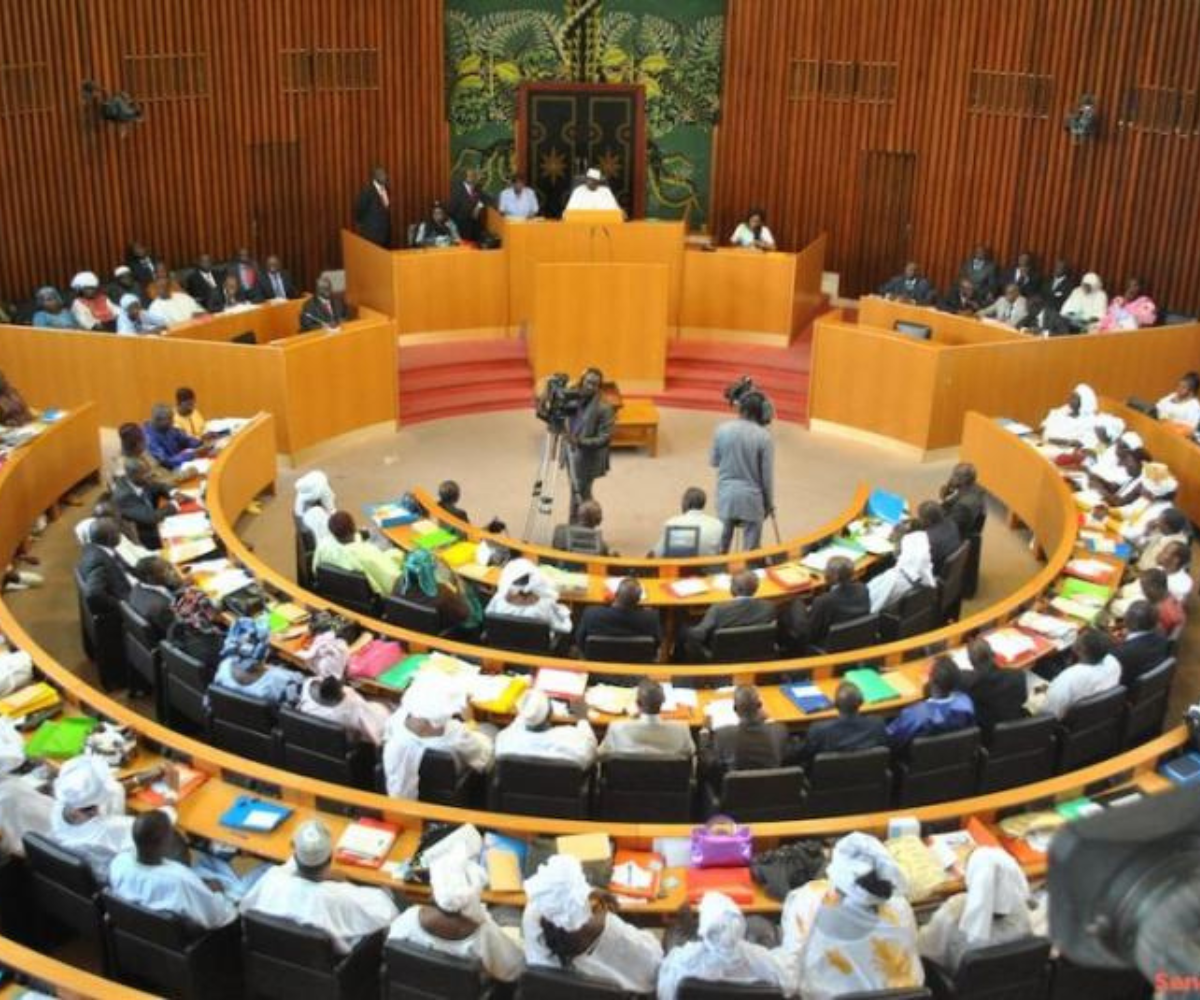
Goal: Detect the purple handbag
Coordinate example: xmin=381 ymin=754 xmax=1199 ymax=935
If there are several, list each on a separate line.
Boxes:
xmin=690 ymin=815 xmax=753 ymax=868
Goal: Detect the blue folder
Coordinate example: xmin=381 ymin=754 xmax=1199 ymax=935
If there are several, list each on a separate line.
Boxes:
xmin=219 ymin=795 xmax=293 ymax=832
xmin=783 ymin=684 xmax=834 ymax=714
xmin=867 ymin=488 xmax=907 ymax=525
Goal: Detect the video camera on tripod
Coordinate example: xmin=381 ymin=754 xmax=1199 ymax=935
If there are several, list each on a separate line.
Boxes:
xmin=535 ymin=372 xmax=585 ymax=431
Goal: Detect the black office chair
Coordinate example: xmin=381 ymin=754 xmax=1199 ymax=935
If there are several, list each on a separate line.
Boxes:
xmin=812 ymin=613 xmax=881 ymax=654
xmin=977 ymin=715 xmax=1057 ymax=792
xmin=879 ymin=587 xmax=940 ymax=642
xmin=558 ymin=526 xmax=605 ymax=555
xmin=23 ymin=833 xmax=106 ymax=970
xmin=1056 ymin=686 xmax=1127 ymax=772
xmin=937 ymin=541 xmax=972 ymax=623
xmin=0 ymin=854 xmax=36 ymax=945
xmin=1048 ymin=956 xmax=1152 ymax=999
xmin=678 ymin=979 xmax=784 ymax=999
xmin=483 ymin=613 xmax=553 ymax=654
xmin=924 ymin=936 xmax=1052 ymax=1000
xmin=102 ymin=891 xmax=242 ymax=1000
xmin=418 ymin=748 xmax=484 ymax=808
xmin=1123 ymin=657 xmax=1176 ymax=747
xmin=160 ymin=640 xmax=214 ymax=734
xmin=314 ymin=564 xmax=377 ymax=616
xmin=583 ymin=634 xmax=659 ymax=663
xmin=962 ymin=508 xmax=987 ymax=600
xmin=294 ymin=519 xmax=316 ymax=590
xmin=895 ymin=726 xmax=981 ymax=806
xmin=515 ymin=966 xmax=631 ymax=998
xmin=663 ymin=525 xmax=701 ymax=557
xmin=490 ymin=756 xmax=592 ymax=818
xmin=382 ymin=939 xmax=497 ymax=1000
xmin=119 ymin=600 xmax=161 ymax=703
xmin=276 ymin=705 xmax=376 ymax=789
xmin=705 ymin=766 xmax=805 ymax=822
xmin=804 ymin=747 xmax=892 ymax=816
xmin=710 ymin=622 xmax=778 ymax=662
xmin=598 ymin=755 xmax=694 ymax=821
xmin=380 ymin=594 xmax=444 ymax=634
xmin=838 ymin=989 xmax=932 ymax=999
xmin=242 ymin=913 xmax=384 ymax=1000
xmin=74 ymin=564 xmax=96 ymax=658
xmin=207 ymin=686 xmax=280 ymax=764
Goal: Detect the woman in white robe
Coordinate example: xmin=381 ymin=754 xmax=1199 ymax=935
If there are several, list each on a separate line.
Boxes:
xmin=1060 ymin=273 xmax=1107 ymax=330
xmin=1156 ymin=372 xmax=1200 ymax=429
xmin=1041 ymin=383 xmax=1098 ymax=444
xmin=868 ymin=530 xmax=936 ymax=613
xmin=485 ymin=558 xmax=572 ymax=635
xmin=294 ymin=470 xmax=336 ymax=543
xmin=0 ymin=716 xmax=53 ymax=857
xmin=297 ymin=675 xmax=390 ymax=745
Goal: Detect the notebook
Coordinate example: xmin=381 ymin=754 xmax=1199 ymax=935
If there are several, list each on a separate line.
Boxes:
xmin=767 ymin=563 xmax=813 ymax=590
xmin=609 ymin=850 xmax=664 ymax=900
xmin=414 ymin=528 xmax=459 ymax=551
xmin=842 ymin=668 xmax=901 ymax=704
xmin=219 ymin=796 xmax=292 ymax=833
xmin=483 ymin=832 xmax=528 ymax=893
xmin=534 ymin=668 xmax=588 ymax=700
xmin=1058 ymin=577 xmax=1113 ymax=603
xmin=131 ymin=765 xmax=208 ymax=808
xmin=376 ymin=654 xmax=428 ymax=691
xmin=667 ymin=577 xmax=710 ymax=598
xmin=0 ymin=682 xmax=61 ymax=718
xmin=368 ymin=502 xmax=420 ymax=528
xmin=556 ymin=832 xmax=612 ymax=864
xmin=1065 ymin=557 xmax=1118 ymax=585
xmin=801 ymin=540 xmax=866 ymax=572
xmin=335 ymin=818 xmax=400 ymax=869
xmin=782 ymin=684 xmax=833 ymax=714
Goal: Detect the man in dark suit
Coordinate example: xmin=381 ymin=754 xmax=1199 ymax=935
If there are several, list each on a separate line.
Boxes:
xmin=256 ymin=254 xmax=299 ymax=301
xmin=959 ymin=638 xmax=1026 ymax=732
xmin=77 ymin=518 xmax=133 ymax=690
xmin=229 ymin=248 xmax=266 ymax=303
xmin=113 ymin=461 xmax=176 ymax=550
xmin=206 ymin=274 xmax=252 ymax=313
xmin=799 ymin=682 xmax=887 ymax=763
xmin=779 ymin=556 xmax=870 ymax=654
xmin=353 ymin=166 xmax=392 ymax=248
xmin=125 ymin=241 xmax=159 ymax=287
xmin=1005 ymin=252 xmax=1041 ymax=298
xmin=958 ymin=244 xmax=998 ymax=302
xmin=129 ymin=556 xmax=183 ymax=639
xmin=1043 ymin=258 xmax=1077 ymax=311
xmin=1113 ymin=600 xmax=1171 ymax=687
xmin=566 ymin=368 xmax=614 ymax=519
xmin=700 ymin=685 xmax=789 ymax=786
xmin=1018 ymin=295 xmax=1073 ymax=336
xmin=185 ymin=254 xmax=224 ymax=304
xmin=938 ymin=278 xmax=985 ymax=315
xmin=878 ymin=261 xmax=935 ymax=305
xmin=300 ymin=276 xmax=347 ymax=331
xmin=917 ymin=500 xmax=962 ymax=575
xmin=682 ymin=570 xmax=777 ymax=661
xmin=447 ymin=168 xmax=488 ymax=243
xmin=576 ymin=577 xmax=662 ymax=654
xmin=939 ymin=463 xmax=986 ymax=537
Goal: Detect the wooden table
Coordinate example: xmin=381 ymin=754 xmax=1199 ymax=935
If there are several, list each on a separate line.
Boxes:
xmin=612 ymin=399 xmax=659 ymax=455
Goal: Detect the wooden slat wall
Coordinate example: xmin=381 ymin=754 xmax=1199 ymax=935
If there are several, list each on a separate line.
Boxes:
xmin=715 ymin=0 xmax=1200 ymax=313
xmin=0 ymin=0 xmax=446 ymax=297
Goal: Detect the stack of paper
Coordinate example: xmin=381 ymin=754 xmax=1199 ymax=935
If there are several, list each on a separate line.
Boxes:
xmin=1017 ymin=611 xmax=1078 ymax=644
xmin=535 ymin=668 xmax=588 ymax=699
xmin=540 ymin=566 xmax=590 ymax=596
xmin=422 ymin=651 xmax=480 ymax=680
xmin=585 ymin=684 xmax=638 ymax=716
xmin=1066 ymin=557 xmax=1117 ymax=584
xmin=887 ymin=835 xmax=952 ymax=902
xmin=801 ymin=541 xmax=865 ymax=572
xmin=198 ymin=568 xmax=255 ymax=600
xmin=335 ymin=818 xmax=400 ymax=869
xmin=767 ymin=562 xmax=813 ymax=590
xmin=1050 ymin=595 xmax=1104 ymax=624
xmin=159 ymin=511 xmax=212 ymax=539
xmin=705 ymin=698 xmax=739 ymax=730
xmin=668 ymin=577 xmax=710 ymax=598
xmin=205 ymin=417 xmax=248 ymax=436
xmin=660 ymin=684 xmax=698 ymax=716
xmin=985 ymin=627 xmax=1038 ymax=664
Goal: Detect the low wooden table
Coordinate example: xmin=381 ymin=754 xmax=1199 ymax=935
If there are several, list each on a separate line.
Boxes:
xmin=612 ymin=398 xmax=659 ymax=456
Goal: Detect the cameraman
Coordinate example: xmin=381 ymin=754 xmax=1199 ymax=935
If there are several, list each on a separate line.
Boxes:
xmin=566 ymin=368 xmax=614 ymax=520
xmin=710 ymin=391 xmax=774 ymax=552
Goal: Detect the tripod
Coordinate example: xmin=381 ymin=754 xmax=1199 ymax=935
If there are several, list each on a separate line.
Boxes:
xmin=523 ymin=423 xmax=576 ymax=544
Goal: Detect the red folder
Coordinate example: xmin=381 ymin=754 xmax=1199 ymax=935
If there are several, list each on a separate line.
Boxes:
xmin=685 ymin=866 xmax=755 ymax=904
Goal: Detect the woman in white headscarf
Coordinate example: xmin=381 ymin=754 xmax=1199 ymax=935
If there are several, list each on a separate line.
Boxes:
xmin=484 ymin=558 xmax=572 ymax=635
xmin=0 ymin=716 xmax=54 ymax=857
xmin=381 ymin=673 xmax=493 ymax=799
xmin=388 ymin=852 xmax=524 ymax=982
xmin=919 ymin=847 xmax=1033 ymax=972
xmin=294 ymin=470 xmax=336 ymax=544
xmin=657 ymin=891 xmax=792 ymax=1000
xmin=522 ymin=854 xmax=663 ymax=993
xmin=1041 ymin=383 xmax=1099 ymax=444
xmin=868 ymin=529 xmax=936 ymax=613
xmin=781 ymin=832 xmax=924 ymax=1000
xmin=69 ymin=271 xmax=118 ymax=331
xmin=1060 ymin=272 xmax=1107 ymax=331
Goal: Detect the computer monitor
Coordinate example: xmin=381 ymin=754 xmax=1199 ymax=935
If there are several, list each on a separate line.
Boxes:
xmin=894 ymin=320 xmax=932 ymax=341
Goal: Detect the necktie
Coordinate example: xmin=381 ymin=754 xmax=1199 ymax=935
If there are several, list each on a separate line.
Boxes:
xmin=273 ymin=274 xmax=283 ymax=298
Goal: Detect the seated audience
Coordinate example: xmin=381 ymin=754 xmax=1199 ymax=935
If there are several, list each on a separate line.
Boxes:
xmin=1006 ymin=251 xmax=1041 ymax=298
xmin=977 ymin=282 xmax=1028 ymax=326
xmin=1159 ymin=539 xmax=1194 ymax=602
xmin=78 ymin=518 xmax=132 ymax=616
xmin=312 ymin=509 xmax=404 ymax=595
xmin=184 ymin=253 xmax=223 ymax=303
xmin=257 ymin=254 xmax=298 ymax=300
xmin=552 ymin=499 xmax=611 ymax=554
xmin=939 ymin=277 xmax=985 ymax=315
xmin=299 ymin=276 xmax=346 ymax=331
xmin=799 ymin=681 xmax=887 ymax=763
xmin=1113 ymin=600 xmax=1172 ymax=687
xmin=1060 ymin=272 xmax=1107 ymax=330
xmin=522 ymin=854 xmax=662 ymax=993
xmin=166 ymin=587 xmax=225 ymax=668
xmin=415 ymin=202 xmax=461 ymax=248
xmin=146 ymin=276 xmax=206 ymax=327
xmin=918 ymin=499 xmax=963 ymax=574
xmin=887 ymin=656 xmax=975 ymax=748
xmin=576 ymin=578 xmax=661 ymax=652
xmin=1136 ymin=507 xmax=1190 ymax=571
xmin=229 ymin=248 xmax=265 ymax=302
xmin=240 ymin=820 xmax=398 ymax=954
xmin=172 ymin=386 xmax=207 ymax=437
xmin=207 ymin=273 xmax=252 ymax=312
xmin=1018 ymin=294 xmax=1072 ymax=336
xmin=438 ymin=479 xmax=470 ymax=522
xmin=651 ymin=486 xmax=724 ymax=557
xmin=388 ymin=853 xmax=524 ymax=982
xmin=958 ymin=244 xmax=998 ymax=300
xmin=391 ymin=548 xmax=479 ymax=636
xmin=878 ymin=261 xmax=935 ymax=304
xmin=0 ymin=369 xmax=32 ymax=427
xmin=297 ymin=674 xmax=390 ymax=745
xmin=1097 ymin=276 xmax=1157 ymax=331
xmin=868 ymin=528 xmax=934 ymax=613
xmin=960 ymin=638 xmax=1027 ymax=732
xmin=598 ymin=679 xmax=694 ymax=759
xmin=684 ymin=569 xmax=776 ymax=661
xmin=125 ymin=241 xmax=159 ymax=286
xmin=658 ymin=891 xmax=790 ymax=1000
xmin=1156 ymin=371 xmax=1200 ymax=430
xmin=294 ymin=469 xmax=336 ymax=543
xmin=782 ymin=832 xmax=923 ymax=1000
xmin=498 ymin=173 xmax=539 ymax=219
xmin=485 ymin=558 xmax=573 ymax=636
xmin=1043 ymin=257 xmax=1077 ymax=310
xmin=729 ymin=208 xmax=776 ymax=250
xmin=144 ymin=402 xmax=204 ymax=471
xmin=381 ymin=674 xmax=493 ymax=798
xmin=69 ymin=272 xmax=118 ymax=331
xmin=32 ymin=287 xmax=80 ymax=329
xmin=0 ymin=716 xmax=54 ymax=856
xmin=117 ymin=420 xmax=178 ymax=490
xmin=128 ymin=556 xmax=182 ymax=637
xmin=116 ymin=294 xmax=166 ymax=335
xmin=919 ymin=847 xmax=1033 ymax=973
xmin=781 ymin=556 xmax=870 ymax=653
xmin=1138 ymin=567 xmax=1185 ymax=634
xmin=1083 ymin=416 xmax=1130 ymax=487
xmin=1041 ymin=382 xmax=1098 ymax=445
xmin=109 ymin=810 xmax=238 ymax=929
xmin=107 ymin=265 xmax=145 ymax=307
xmin=700 ymin=685 xmax=787 ymax=782
xmin=495 ymin=689 xmax=597 ymax=768
xmin=50 ymin=754 xmax=139 ymax=882
xmin=212 ymin=617 xmax=300 ymax=705
xmin=1037 ymin=627 xmax=1121 ymax=719
xmin=940 ymin=462 xmax=986 ymax=536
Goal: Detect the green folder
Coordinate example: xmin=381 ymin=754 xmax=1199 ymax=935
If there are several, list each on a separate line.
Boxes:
xmin=414 ymin=528 xmax=459 ymax=551
xmin=377 ymin=654 xmax=428 ymax=691
xmin=25 ymin=717 xmax=99 ymax=759
xmin=1056 ymin=796 xmax=1096 ymax=820
xmin=843 ymin=668 xmax=901 ymax=704
xmin=1058 ymin=577 xmax=1112 ymax=603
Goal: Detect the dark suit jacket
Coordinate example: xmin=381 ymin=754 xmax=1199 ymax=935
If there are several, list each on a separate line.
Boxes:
xmin=185 ymin=267 xmax=224 ymax=303
xmin=447 ymin=181 xmax=487 ymax=242
xmin=256 ymin=269 xmax=299 ymax=301
xmin=300 ymin=295 xmax=347 ymax=331
xmin=938 ymin=287 xmax=985 ymax=313
xmin=1114 ymin=631 xmax=1171 ymax=687
xmin=878 ymin=275 xmax=935 ymax=305
xmin=1044 ymin=272 xmax=1077 ymax=311
xmin=577 ymin=604 xmax=662 ymax=648
xmin=925 ymin=519 xmax=962 ymax=574
xmin=961 ymin=668 xmax=1026 ymax=731
xmin=800 ymin=714 xmax=888 ymax=763
xmin=113 ymin=477 xmax=172 ymax=549
xmin=354 ymin=183 xmax=392 ymax=247
xmin=569 ymin=396 xmax=615 ymax=483
xmin=959 ymin=258 xmax=998 ymax=299
xmin=206 ymin=286 xmax=252 ymax=313
xmin=688 ymin=597 xmax=777 ymax=647
xmin=1005 ymin=266 xmax=1041 ymax=298
xmin=228 ymin=261 xmax=266 ymax=303
xmin=706 ymin=719 xmax=788 ymax=779
xmin=780 ymin=581 xmax=870 ymax=651
xmin=78 ymin=545 xmax=131 ymax=615
xmin=944 ymin=483 xmax=986 ymax=537
xmin=127 ymin=256 xmax=158 ymax=287
xmin=129 ymin=583 xmax=176 ymax=639
xmin=1018 ymin=306 xmax=1072 ymax=336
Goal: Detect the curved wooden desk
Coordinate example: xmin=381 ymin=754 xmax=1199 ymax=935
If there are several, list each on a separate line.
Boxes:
xmin=0 ymin=406 xmax=1188 ymax=917
xmin=1101 ymin=395 xmax=1200 ymax=526
xmin=0 ymin=934 xmax=156 ymax=1000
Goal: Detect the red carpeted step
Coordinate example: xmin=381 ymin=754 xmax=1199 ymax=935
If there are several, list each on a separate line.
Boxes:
xmin=400 ymin=383 xmax=535 ymax=424
xmin=402 ymin=360 xmax=532 ymax=394
xmin=398 ymin=338 xmax=529 ymax=372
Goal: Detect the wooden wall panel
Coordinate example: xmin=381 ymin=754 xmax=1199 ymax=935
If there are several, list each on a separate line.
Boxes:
xmin=0 ymin=0 xmax=446 ymax=298
xmin=716 ymin=0 xmax=1200 ymax=314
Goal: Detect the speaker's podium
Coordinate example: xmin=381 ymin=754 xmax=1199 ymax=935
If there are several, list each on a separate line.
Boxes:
xmin=529 ymin=212 xmax=668 ymax=393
